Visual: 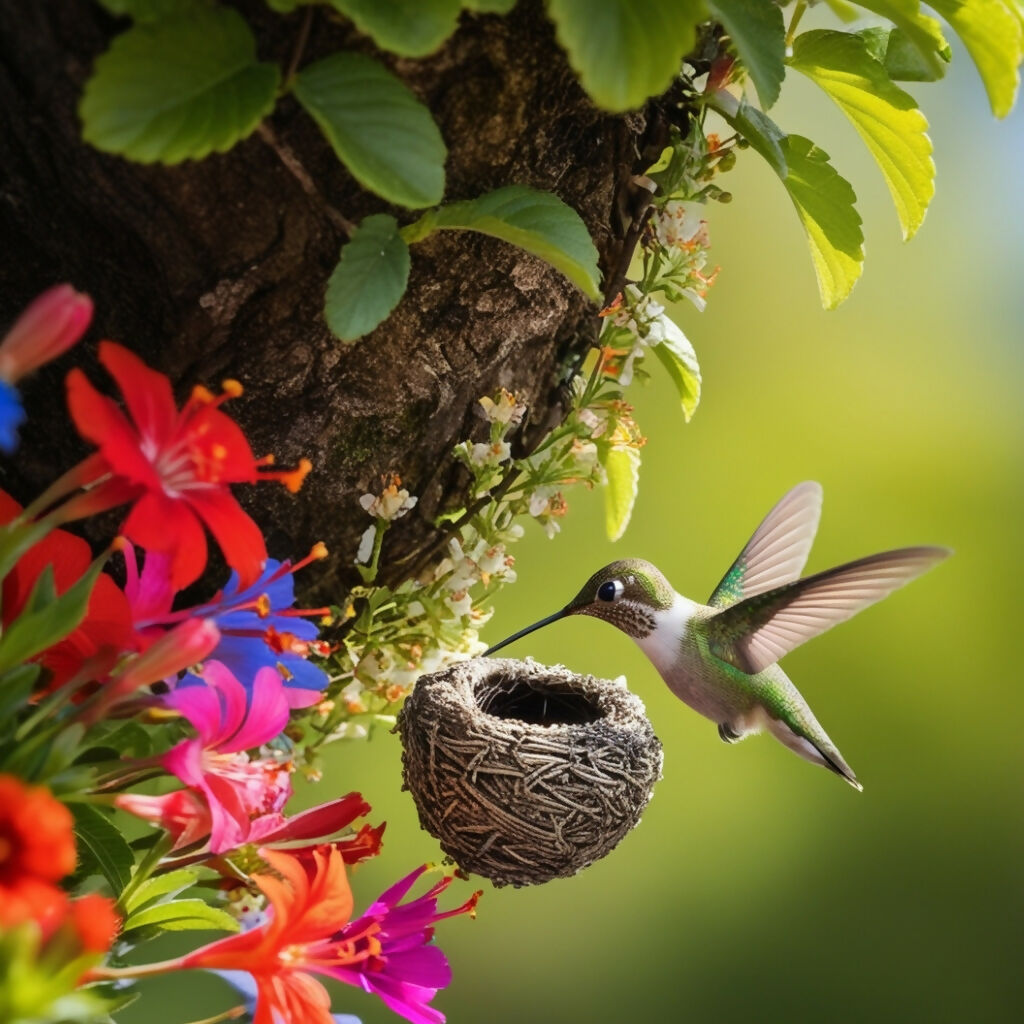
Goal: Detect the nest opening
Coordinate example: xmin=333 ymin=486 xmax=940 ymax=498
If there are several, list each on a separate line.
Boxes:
xmin=398 ymin=657 xmax=663 ymax=887
xmin=477 ymin=673 xmax=604 ymax=726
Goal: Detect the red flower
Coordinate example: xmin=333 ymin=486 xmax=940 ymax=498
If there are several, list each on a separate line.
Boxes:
xmin=66 ymin=893 xmax=121 ymax=953
xmin=0 ymin=489 xmax=135 ymax=692
xmin=0 ymin=284 xmax=92 ymax=384
xmin=181 ymin=846 xmax=362 ymax=1024
xmin=0 ymin=775 xmax=76 ymax=933
xmin=65 ymin=341 xmax=310 ymax=589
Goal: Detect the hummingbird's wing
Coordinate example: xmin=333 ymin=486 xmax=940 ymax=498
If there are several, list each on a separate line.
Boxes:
xmin=707 ymin=481 xmax=823 ymax=608
xmin=705 ymin=546 xmax=950 ymax=674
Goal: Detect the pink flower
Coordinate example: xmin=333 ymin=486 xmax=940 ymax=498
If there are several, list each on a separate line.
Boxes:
xmin=0 ymin=284 xmax=92 ymax=383
xmin=120 ymin=662 xmax=293 ymax=853
xmin=327 ymin=865 xmax=481 ymax=1024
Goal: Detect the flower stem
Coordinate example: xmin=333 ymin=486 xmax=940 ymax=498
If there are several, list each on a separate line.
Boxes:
xmin=184 ymin=1007 xmax=248 ymax=1024
xmin=86 ymin=956 xmax=184 ymax=982
xmin=786 ymin=1 xmax=807 ymax=47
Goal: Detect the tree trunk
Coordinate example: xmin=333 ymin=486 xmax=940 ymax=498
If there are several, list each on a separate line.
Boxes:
xmin=0 ymin=0 xmax=657 ymax=600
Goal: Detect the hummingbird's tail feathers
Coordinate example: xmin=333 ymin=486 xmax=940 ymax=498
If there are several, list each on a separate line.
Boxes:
xmin=708 ymin=481 xmax=823 ymax=609
xmin=706 ymin=546 xmax=951 ymax=675
xmin=766 ymin=716 xmax=863 ymax=791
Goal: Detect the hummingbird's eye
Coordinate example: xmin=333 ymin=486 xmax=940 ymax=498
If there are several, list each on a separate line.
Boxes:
xmin=597 ymin=580 xmax=623 ymax=602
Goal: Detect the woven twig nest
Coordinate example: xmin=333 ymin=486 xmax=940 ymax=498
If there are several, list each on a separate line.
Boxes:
xmin=397 ymin=656 xmax=663 ymax=887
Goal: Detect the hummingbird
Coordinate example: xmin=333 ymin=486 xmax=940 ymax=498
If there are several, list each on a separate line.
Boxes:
xmin=483 ymin=482 xmax=950 ymax=789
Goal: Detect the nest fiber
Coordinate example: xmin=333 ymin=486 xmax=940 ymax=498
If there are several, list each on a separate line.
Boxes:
xmin=397 ymin=656 xmax=663 ymax=887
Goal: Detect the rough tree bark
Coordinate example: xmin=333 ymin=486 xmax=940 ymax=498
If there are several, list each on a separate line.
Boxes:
xmin=0 ymin=0 xmax=667 ymax=601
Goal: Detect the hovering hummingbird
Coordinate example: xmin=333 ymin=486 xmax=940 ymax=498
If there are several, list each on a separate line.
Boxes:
xmin=483 ymin=482 xmax=950 ymax=789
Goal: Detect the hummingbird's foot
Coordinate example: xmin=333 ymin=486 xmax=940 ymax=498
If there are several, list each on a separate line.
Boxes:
xmin=718 ymin=722 xmax=741 ymax=744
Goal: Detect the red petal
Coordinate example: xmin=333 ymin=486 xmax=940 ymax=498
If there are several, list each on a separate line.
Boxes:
xmin=97 ymin=341 xmax=178 ymax=450
xmin=66 ymin=367 xmax=160 ymax=489
xmin=123 ymin=492 xmax=208 ymax=589
xmin=186 ymin=489 xmax=266 ymax=588
xmin=187 ymin=406 xmax=258 ymax=483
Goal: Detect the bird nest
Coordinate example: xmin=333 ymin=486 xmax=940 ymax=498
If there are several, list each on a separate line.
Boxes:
xmin=397 ymin=657 xmax=663 ymax=887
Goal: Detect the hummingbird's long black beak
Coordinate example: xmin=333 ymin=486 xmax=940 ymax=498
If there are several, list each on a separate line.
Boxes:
xmin=482 ymin=608 xmax=569 ymax=656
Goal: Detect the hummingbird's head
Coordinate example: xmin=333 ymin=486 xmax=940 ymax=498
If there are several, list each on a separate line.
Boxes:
xmin=565 ymin=559 xmax=675 ymax=639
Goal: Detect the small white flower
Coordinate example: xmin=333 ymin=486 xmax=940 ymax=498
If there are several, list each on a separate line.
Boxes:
xmin=359 ymin=473 xmax=418 ymax=520
xmin=478 ymin=388 xmax=526 ymax=426
xmin=470 ymin=440 xmax=512 ymax=465
xmin=446 ymin=589 xmax=474 ymax=618
xmin=355 ymin=524 xmax=375 ymax=564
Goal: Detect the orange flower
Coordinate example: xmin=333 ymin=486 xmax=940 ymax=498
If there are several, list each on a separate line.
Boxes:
xmin=0 ymin=775 xmax=76 ymax=931
xmin=66 ymin=893 xmax=121 ymax=953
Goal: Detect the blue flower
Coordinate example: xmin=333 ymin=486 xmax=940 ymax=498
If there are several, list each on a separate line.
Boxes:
xmin=203 ymin=559 xmax=329 ymax=708
xmin=0 ymin=380 xmax=25 ymax=454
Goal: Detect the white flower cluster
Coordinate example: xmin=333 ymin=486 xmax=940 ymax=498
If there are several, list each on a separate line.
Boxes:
xmin=356 ymin=474 xmax=418 ymax=566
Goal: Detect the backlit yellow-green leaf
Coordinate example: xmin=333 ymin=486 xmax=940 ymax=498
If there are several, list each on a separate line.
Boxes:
xmin=927 ymin=0 xmax=1022 ymax=117
xmin=604 ymin=446 xmax=641 ymax=542
xmin=790 ymin=29 xmax=934 ymax=239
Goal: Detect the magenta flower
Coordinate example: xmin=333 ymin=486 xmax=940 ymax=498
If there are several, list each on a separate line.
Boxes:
xmin=0 ymin=284 xmax=92 ymax=453
xmin=122 ymin=544 xmax=330 ymax=708
xmin=119 ymin=661 xmax=293 ymax=853
xmin=327 ymin=865 xmax=482 ymax=1024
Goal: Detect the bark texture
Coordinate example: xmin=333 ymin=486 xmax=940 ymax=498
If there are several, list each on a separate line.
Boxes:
xmin=0 ymin=0 xmax=657 ymax=600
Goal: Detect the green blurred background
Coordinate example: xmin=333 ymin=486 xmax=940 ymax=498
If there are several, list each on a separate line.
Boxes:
xmin=132 ymin=30 xmax=1023 ymax=1024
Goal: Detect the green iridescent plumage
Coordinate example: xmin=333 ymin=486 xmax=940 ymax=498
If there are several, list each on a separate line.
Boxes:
xmin=484 ymin=482 xmax=951 ymax=790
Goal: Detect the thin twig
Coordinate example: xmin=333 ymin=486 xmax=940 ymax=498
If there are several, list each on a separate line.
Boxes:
xmin=256 ymin=123 xmax=356 ymax=237
xmin=285 ymin=5 xmax=315 ymax=87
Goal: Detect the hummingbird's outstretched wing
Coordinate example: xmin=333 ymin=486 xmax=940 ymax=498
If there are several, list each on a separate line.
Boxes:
xmin=707 ymin=481 xmax=823 ymax=608
xmin=706 ymin=546 xmax=950 ymax=674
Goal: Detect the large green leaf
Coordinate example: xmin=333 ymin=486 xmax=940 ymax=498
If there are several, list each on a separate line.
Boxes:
xmin=98 ymin=0 xmax=206 ymax=19
xmin=293 ymin=52 xmax=446 ymax=208
xmin=708 ymin=91 xmax=787 ymax=175
xmin=122 ymin=898 xmax=240 ymax=934
xmin=652 ymin=316 xmax=702 ymax=421
xmin=927 ymin=0 xmax=1022 ymax=117
xmin=325 ymin=214 xmax=411 ymax=342
xmin=706 ymin=0 xmax=786 ymax=108
xmin=72 ymin=804 xmax=135 ymax=896
xmin=781 ymin=135 xmax=864 ymax=310
xmin=406 ymin=185 xmax=602 ymax=300
xmin=80 ymin=7 xmax=280 ymax=163
xmin=858 ymin=26 xmax=947 ymax=80
xmin=325 ymin=0 xmax=462 ymax=56
xmin=790 ymin=29 xmax=934 ymax=239
xmin=853 ymin=0 xmax=951 ymax=77
xmin=0 ymin=553 xmax=106 ymax=675
xmin=546 ymin=0 xmax=703 ymax=111
xmin=603 ymin=446 xmax=641 ymax=542
xmin=122 ymin=868 xmax=200 ymax=916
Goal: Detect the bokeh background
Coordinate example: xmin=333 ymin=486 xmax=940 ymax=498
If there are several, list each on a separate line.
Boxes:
xmin=128 ymin=23 xmax=1023 ymax=1024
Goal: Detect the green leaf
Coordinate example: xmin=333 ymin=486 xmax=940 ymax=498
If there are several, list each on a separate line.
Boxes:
xmin=780 ymin=135 xmax=864 ymax=310
xmin=858 ymin=26 xmax=947 ymax=80
xmin=80 ymin=8 xmax=280 ymax=164
xmin=0 ymin=519 xmax=55 ymax=588
xmin=464 ymin=0 xmax=517 ymax=9
xmin=706 ymin=0 xmax=786 ymax=108
xmin=0 ymin=552 xmax=107 ymax=675
xmin=790 ymin=29 xmax=935 ymax=239
xmin=652 ymin=317 xmax=701 ymax=421
xmin=325 ymin=214 xmax=411 ymax=342
xmin=546 ymin=0 xmax=703 ymax=111
xmin=122 ymin=868 xmax=199 ymax=916
xmin=98 ymin=0 xmax=207 ymax=20
xmin=325 ymin=0 xmax=461 ymax=56
xmin=293 ymin=52 xmax=446 ymax=208
xmin=853 ymin=0 xmax=951 ymax=78
xmin=407 ymin=185 xmax=601 ymax=300
xmin=122 ymin=898 xmax=240 ymax=934
xmin=0 ymin=665 xmax=39 ymax=731
xmin=708 ymin=91 xmax=786 ymax=176
xmin=72 ymin=804 xmax=135 ymax=895
xmin=927 ymin=0 xmax=1022 ymax=117
xmin=604 ymin=446 xmax=641 ymax=542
